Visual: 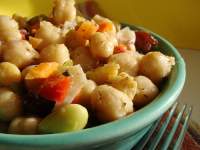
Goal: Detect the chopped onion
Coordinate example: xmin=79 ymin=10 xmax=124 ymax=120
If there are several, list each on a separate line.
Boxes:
xmin=64 ymin=65 xmax=87 ymax=104
xmin=117 ymin=27 xmax=136 ymax=45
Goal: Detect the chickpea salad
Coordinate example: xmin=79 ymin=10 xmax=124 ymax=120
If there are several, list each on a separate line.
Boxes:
xmin=0 ymin=0 xmax=175 ymax=135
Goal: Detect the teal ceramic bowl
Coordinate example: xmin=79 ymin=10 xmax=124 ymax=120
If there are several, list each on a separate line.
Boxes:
xmin=0 ymin=25 xmax=185 ymax=150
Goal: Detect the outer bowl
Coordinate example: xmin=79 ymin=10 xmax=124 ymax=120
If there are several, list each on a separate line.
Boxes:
xmin=0 ymin=25 xmax=185 ymax=150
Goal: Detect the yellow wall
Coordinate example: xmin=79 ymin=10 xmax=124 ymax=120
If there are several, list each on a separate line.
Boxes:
xmin=0 ymin=0 xmax=199 ymax=49
xmin=0 ymin=0 xmax=52 ymax=17
xmin=95 ymin=0 xmax=200 ymax=50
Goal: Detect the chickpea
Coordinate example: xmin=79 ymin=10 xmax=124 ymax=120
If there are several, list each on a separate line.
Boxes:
xmin=21 ymin=65 xmax=36 ymax=79
xmin=135 ymin=51 xmax=144 ymax=61
xmin=91 ymin=85 xmax=133 ymax=122
xmin=86 ymin=63 xmax=120 ymax=84
xmin=70 ymin=47 xmax=96 ymax=72
xmin=134 ymin=76 xmax=159 ymax=108
xmin=52 ymin=0 xmax=76 ymax=25
xmin=8 ymin=117 xmax=41 ymax=134
xmin=92 ymin=15 xmax=116 ymax=34
xmin=2 ymin=40 xmax=39 ymax=69
xmin=90 ymin=32 xmax=117 ymax=59
xmin=76 ymin=80 xmax=96 ymax=108
xmin=29 ymin=36 xmax=43 ymax=50
xmin=40 ymin=44 xmax=70 ymax=64
xmin=0 ymin=15 xmax=21 ymax=41
xmin=80 ymin=80 xmax=96 ymax=100
xmin=108 ymin=51 xmax=140 ymax=76
xmin=35 ymin=21 xmax=63 ymax=49
xmin=0 ymin=62 xmax=21 ymax=86
xmin=111 ymin=72 xmax=137 ymax=100
xmin=0 ymin=88 xmax=22 ymax=121
xmin=139 ymin=52 xmax=175 ymax=84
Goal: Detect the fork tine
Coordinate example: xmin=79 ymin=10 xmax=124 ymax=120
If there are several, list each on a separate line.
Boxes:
xmin=161 ymin=105 xmax=186 ymax=150
xmin=134 ymin=117 xmax=162 ymax=150
xmin=173 ymin=106 xmax=192 ymax=150
xmin=147 ymin=102 xmax=178 ymax=150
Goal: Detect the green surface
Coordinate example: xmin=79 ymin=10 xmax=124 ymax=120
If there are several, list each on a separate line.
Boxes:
xmin=0 ymin=25 xmax=186 ymax=150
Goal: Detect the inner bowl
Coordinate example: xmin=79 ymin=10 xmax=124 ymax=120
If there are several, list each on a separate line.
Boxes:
xmin=0 ymin=24 xmax=186 ymax=150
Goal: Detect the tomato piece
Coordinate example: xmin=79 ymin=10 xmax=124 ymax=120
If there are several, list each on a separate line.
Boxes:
xmin=39 ymin=75 xmax=72 ymax=103
xmin=135 ymin=31 xmax=158 ymax=53
xmin=114 ymin=44 xmax=127 ymax=53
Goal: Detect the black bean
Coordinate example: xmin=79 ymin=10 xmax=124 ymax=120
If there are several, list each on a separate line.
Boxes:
xmin=23 ymin=93 xmax=55 ymax=118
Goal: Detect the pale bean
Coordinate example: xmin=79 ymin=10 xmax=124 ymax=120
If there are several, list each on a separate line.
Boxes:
xmin=39 ymin=104 xmax=88 ymax=133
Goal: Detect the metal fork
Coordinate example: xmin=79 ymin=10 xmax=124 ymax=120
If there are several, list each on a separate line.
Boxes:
xmin=134 ymin=102 xmax=192 ymax=150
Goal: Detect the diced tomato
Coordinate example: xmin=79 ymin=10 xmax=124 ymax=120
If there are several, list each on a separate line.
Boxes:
xmin=135 ymin=31 xmax=158 ymax=53
xmin=38 ymin=75 xmax=72 ymax=104
xmin=97 ymin=22 xmax=113 ymax=32
xmin=114 ymin=44 xmax=127 ymax=53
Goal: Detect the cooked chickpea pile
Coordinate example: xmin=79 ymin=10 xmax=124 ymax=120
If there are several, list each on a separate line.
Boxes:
xmin=0 ymin=0 xmax=175 ymax=135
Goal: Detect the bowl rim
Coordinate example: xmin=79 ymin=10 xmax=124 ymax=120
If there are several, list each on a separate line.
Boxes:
xmin=0 ymin=25 xmax=186 ymax=147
